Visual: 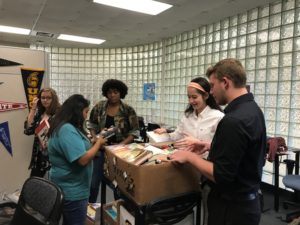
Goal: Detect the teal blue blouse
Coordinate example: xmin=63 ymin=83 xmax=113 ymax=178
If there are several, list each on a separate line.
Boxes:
xmin=48 ymin=123 xmax=92 ymax=201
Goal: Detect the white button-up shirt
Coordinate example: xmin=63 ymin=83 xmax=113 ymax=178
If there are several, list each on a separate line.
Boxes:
xmin=169 ymin=106 xmax=224 ymax=142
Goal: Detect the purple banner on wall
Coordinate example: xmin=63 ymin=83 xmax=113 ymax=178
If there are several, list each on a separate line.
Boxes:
xmin=0 ymin=121 xmax=12 ymax=156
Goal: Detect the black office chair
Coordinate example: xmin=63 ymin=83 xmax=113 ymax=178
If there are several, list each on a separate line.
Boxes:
xmin=145 ymin=191 xmax=201 ymax=225
xmin=137 ymin=116 xmax=148 ymax=143
xmin=147 ymin=122 xmax=160 ymax=132
xmin=282 ymin=173 xmax=300 ymax=222
xmin=9 ymin=176 xmax=64 ymax=225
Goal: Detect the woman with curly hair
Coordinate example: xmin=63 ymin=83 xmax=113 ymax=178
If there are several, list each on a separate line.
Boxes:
xmin=24 ymin=87 xmax=60 ymax=177
xmin=88 ymin=79 xmax=139 ymax=203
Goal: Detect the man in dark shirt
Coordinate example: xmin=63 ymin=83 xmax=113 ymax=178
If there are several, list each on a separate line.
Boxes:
xmin=169 ymin=58 xmax=266 ymax=225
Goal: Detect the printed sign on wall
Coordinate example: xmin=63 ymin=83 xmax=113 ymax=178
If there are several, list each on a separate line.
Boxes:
xmin=143 ymin=83 xmax=156 ymax=101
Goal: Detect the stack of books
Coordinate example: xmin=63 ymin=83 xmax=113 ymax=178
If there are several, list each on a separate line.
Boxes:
xmin=146 ymin=131 xmax=171 ymax=143
xmin=87 ymin=203 xmax=101 ymax=222
xmin=107 ymin=143 xmax=176 ymax=166
xmin=109 ymin=144 xmax=153 ymax=166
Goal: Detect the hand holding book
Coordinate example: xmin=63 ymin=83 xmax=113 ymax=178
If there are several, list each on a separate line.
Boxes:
xmin=35 ymin=119 xmax=50 ymax=150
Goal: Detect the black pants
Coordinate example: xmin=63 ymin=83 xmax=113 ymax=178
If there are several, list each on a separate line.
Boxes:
xmin=207 ymin=190 xmax=261 ymax=225
xmin=30 ymin=167 xmax=46 ymax=178
xmin=89 ymin=152 xmax=104 ymax=203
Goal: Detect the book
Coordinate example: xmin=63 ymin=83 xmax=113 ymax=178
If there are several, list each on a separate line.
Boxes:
xmin=87 ymin=203 xmax=101 ymax=221
xmin=146 ymin=131 xmax=171 ymax=143
xmin=105 ymin=207 xmax=117 ymax=221
xmin=131 ymin=150 xmax=153 ymax=166
xmin=120 ymin=148 xmax=145 ymax=162
xmin=34 ymin=119 xmax=50 ymax=149
xmin=143 ymin=154 xmax=170 ymax=165
xmin=144 ymin=144 xmax=166 ymax=155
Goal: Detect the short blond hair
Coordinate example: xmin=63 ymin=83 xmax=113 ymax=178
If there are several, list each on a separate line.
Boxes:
xmin=206 ymin=58 xmax=246 ymax=88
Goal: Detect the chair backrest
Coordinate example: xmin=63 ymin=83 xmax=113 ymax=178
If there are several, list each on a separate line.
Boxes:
xmin=266 ymin=137 xmax=288 ymax=162
xmin=147 ymin=122 xmax=160 ymax=131
xmin=10 ymin=176 xmax=64 ymax=225
xmin=138 ymin=116 xmax=147 ymax=142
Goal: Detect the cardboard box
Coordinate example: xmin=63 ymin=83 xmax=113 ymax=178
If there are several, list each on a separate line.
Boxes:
xmin=85 ymin=218 xmax=100 ymax=225
xmin=103 ymin=200 xmax=124 ymax=225
xmin=119 ymin=205 xmax=135 ymax=225
xmin=104 ymin=145 xmax=200 ymax=205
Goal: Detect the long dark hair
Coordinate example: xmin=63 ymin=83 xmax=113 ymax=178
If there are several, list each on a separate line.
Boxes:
xmin=185 ymin=77 xmax=222 ymax=116
xmin=37 ymin=88 xmax=60 ymax=115
xmin=48 ymin=94 xmax=90 ymax=137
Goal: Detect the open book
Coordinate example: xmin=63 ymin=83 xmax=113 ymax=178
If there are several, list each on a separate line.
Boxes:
xmin=35 ymin=119 xmax=50 ymax=149
xmin=109 ymin=144 xmax=154 ymax=165
xmin=131 ymin=150 xmax=153 ymax=165
xmin=147 ymin=131 xmax=171 ymax=143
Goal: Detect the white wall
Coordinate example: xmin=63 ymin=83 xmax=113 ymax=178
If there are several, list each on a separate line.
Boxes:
xmin=0 ymin=46 xmax=48 ymax=194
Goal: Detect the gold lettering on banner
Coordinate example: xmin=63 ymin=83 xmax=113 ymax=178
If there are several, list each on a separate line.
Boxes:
xmin=27 ymin=72 xmax=39 ymax=87
xmin=27 ymin=88 xmax=38 ymax=95
xmin=27 ymin=72 xmax=40 ymax=109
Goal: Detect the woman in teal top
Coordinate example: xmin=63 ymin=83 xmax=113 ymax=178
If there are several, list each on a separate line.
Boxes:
xmin=48 ymin=94 xmax=106 ymax=225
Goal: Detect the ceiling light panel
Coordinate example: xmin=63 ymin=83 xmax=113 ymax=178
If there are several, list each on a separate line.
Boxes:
xmin=93 ymin=0 xmax=172 ymax=15
xmin=57 ymin=34 xmax=105 ymax=45
xmin=0 ymin=25 xmax=30 ymax=35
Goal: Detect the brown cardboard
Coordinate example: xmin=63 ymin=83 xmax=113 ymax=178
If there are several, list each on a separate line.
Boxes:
xmin=104 ymin=146 xmax=200 ymax=205
xmin=85 ymin=218 xmax=100 ymax=225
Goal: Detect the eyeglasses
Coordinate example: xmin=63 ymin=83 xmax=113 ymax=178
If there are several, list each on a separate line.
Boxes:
xmin=41 ymin=96 xmax=52 ymax=100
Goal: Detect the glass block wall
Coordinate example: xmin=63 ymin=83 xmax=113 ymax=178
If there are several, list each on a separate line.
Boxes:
xmin=32 ymin=0 xmax=300 ymax=187
xmin=44 ymin=44 xmax=164 ymax=124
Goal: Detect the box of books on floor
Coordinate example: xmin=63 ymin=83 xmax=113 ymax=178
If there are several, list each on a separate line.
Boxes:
xmin=104 ymin=143 xmax=200 ymax=205
xmin=103 ymin=200 xmax=125 ymax=225
xmin=119 ymin=204 xmax=135 ymax=225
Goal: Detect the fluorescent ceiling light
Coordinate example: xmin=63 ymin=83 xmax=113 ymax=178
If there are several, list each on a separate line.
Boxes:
xmin=0 ymin=25 xmax=30 ymax=35
xmin=57 ymin=34 xmax=105 ymax=45
xmin=93 ymin=0 xmax=172 ymax=15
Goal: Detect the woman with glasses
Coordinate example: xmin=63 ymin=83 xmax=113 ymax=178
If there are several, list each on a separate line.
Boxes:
xmin=24 ymin=88 xmax=61 ymax=177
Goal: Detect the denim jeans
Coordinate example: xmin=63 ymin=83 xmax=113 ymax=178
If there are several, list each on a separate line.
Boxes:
xmin=63 ymin=199 xmax=88 ymax=225
xmin=89 ymin=151 xmax=104 ymax=203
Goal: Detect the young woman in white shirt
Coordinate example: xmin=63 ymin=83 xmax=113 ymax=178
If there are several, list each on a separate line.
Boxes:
xmin=155 ymin=77 xmax=224 ymax=225
xmin=155 ymin=77 xmax=224 ymax=155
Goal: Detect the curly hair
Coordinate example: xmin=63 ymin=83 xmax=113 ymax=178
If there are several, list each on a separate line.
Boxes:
xmin=101 ymin=79 xmax=128 ymax=99
xmin=185 ymin=77 xmax=222 ymax=116
xmin=36 ymin=88 xmax=60 ymax=116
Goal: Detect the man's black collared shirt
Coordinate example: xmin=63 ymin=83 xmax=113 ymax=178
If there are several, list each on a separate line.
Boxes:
xmin=208 ymin=93 xmax=267 ymax=195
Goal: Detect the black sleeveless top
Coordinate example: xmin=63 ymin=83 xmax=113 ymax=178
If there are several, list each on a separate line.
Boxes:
xmin=105 ymin=115 xmax=116 ymax=144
